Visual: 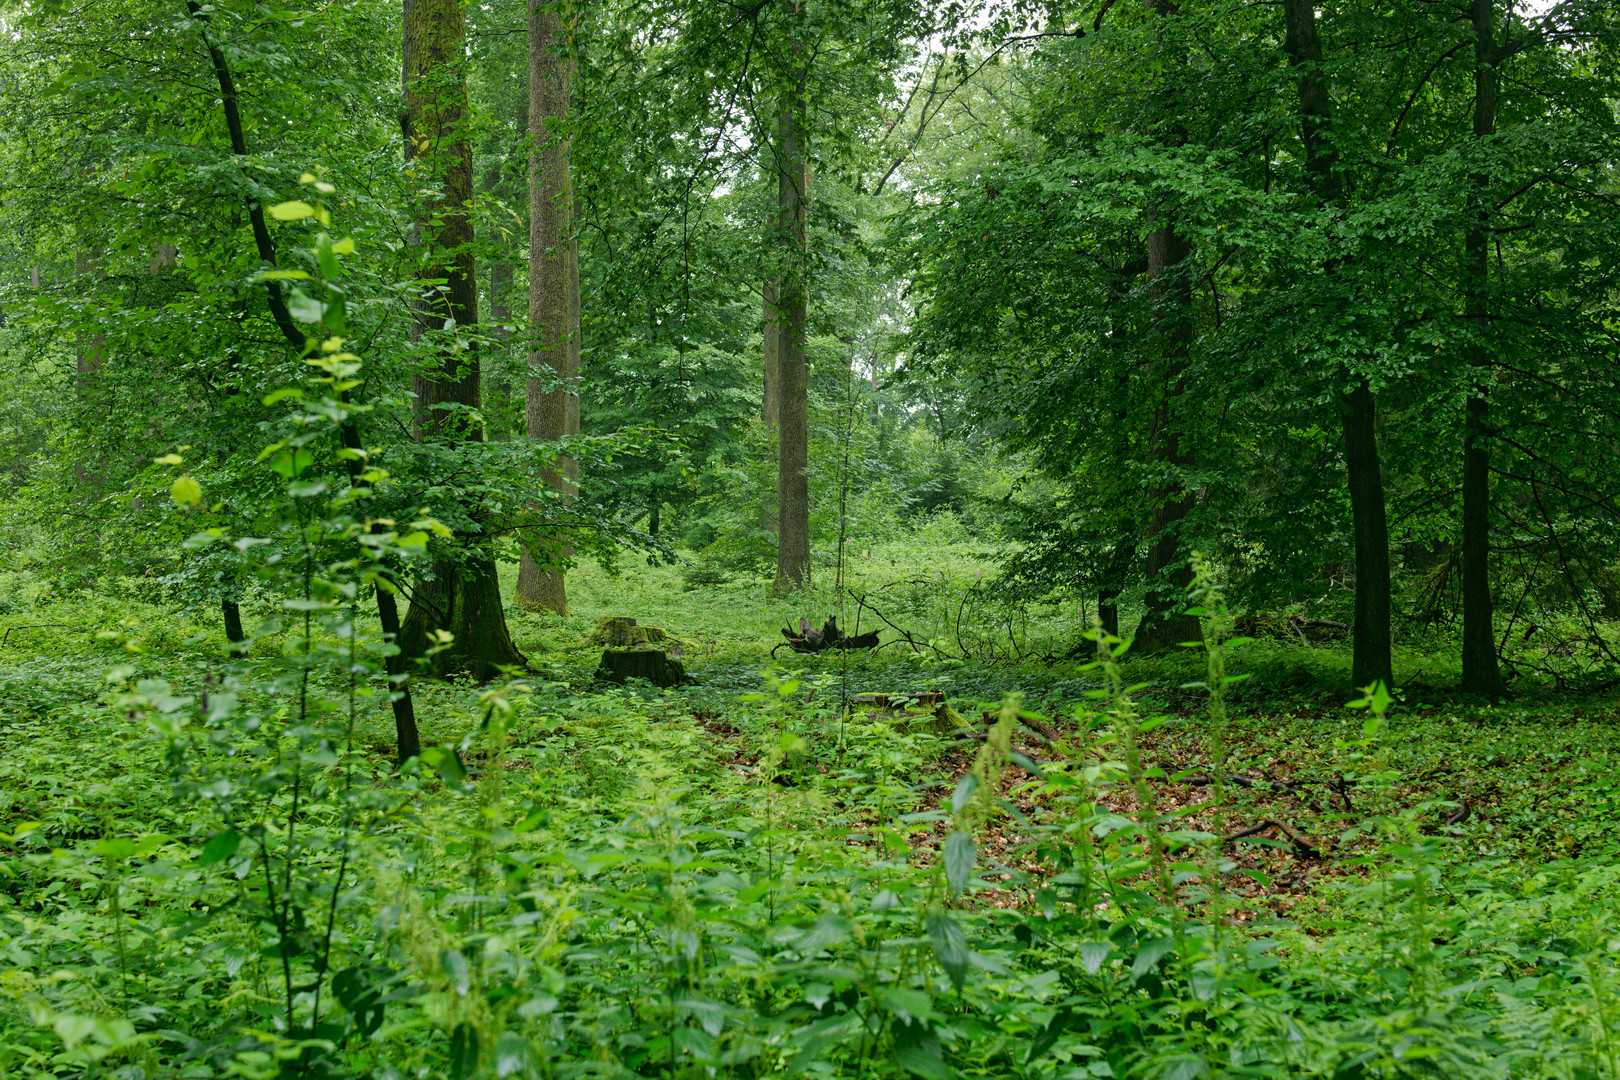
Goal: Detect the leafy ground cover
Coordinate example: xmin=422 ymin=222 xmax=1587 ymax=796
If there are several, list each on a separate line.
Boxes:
xmin=1 ymin=541 xmax=1618 ymax=1078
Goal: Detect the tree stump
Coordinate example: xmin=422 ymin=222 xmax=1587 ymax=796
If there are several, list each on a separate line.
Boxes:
xmin=596 ymin=647 xmax=687 ymax=687
xmin=848 ymin=692 xmax=965 ymax=736
xmin=587 ymin=616 xmax=687 ymax=655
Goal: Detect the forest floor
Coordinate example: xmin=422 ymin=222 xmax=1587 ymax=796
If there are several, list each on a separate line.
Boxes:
xmin=4 ymin=540 xmax=1617 ymax=924
xmin=5 ymin=539 xmax=1620 ymax=1076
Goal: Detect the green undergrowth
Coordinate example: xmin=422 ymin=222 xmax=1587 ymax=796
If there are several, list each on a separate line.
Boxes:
xmin=1 ymin=555 xmax=1619 ymax=1079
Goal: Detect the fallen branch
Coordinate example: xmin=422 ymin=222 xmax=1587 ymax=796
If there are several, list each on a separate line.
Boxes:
xmin=1222 ymin=819 xmax=1322 ymax=859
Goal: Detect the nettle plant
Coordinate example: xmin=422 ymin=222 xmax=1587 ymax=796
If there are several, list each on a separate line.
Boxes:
xmin=115 ymin=191 xmax=447 ymax=1073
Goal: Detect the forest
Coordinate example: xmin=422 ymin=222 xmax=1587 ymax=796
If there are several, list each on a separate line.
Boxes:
xmin=1 ymin=0 xmax=1619 ymax=1075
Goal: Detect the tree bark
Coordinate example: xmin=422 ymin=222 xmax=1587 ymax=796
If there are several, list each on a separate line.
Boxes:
xmin=222 ymin=599 xmax=245 ymax=652
xmin=760 ymin=275 xmax=780 ymax=532
xmin=1132 ymin=222 xmax=1202 ymax=652
xmin=1342 ymin=384 xmax=1394 ymax=689
xmin=396 ymin=0 xmax=526 ymax=678
xmin=1281 ymin=0 xmax=1394 ymax=691
xmin=1460 ymin=0 xmax=1507 ymax=698
xmin=516 ymin=0 xmax=580 ymax=615
xmin=1128 ymin=0 xmax=1202 ymax=654
xmin=771 ymin=29 xmax=811 ymax=595
xmin=1098 ymin=529 xmax=1135 ymax=640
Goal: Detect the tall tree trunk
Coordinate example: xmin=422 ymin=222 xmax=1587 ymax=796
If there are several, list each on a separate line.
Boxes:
xmin=760 ymin=277 xmax=780 ymax=533
xmin=1343 ymin=385 xmax=1394 ymax=689
xmin=1132 ymin=221 xmax=1202 ymax=652
xmin=1281 ymin=0 xmax=1394 ymax=691
xmin=1129 ymin=0 xmax=1201 ymax=653
xmin=1460 ymin=0 xmax=1507 ymax=698
xmin=771 ymin=35 xmax=811 ymax=595
xmin=516 ymin=0 xmax=580 ymax=614
xmin=396 ymin=0 xmax=526 ymax=679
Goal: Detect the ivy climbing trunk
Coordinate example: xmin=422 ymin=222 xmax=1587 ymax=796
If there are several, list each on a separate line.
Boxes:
xmin=516 ymin=0 xmax=581 ymax=615
xmin=1281 ymin=0 xmax=1393 ymax=691
xmin=771 ymin=25 xmax=810 ymax=596
xmin=396 ymin=0 xmax=526 ymax=680
xmin=1460 ymin=0 xmax=1507 ymax=698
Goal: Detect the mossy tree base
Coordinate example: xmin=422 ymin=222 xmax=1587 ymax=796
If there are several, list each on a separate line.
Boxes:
xmin=398 ymin=547 xmax=527 ymax=682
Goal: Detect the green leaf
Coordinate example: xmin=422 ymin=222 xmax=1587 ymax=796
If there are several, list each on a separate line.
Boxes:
xmin=53 ymin=1014 xmax=96 ymax=1050
xmin=1008 ymin=751 xmax=1044 ymax=777
xmin=926 ymin=913 xmax=969 ymax=990
xmin=440 ymin=948 xmax=471 ymax=995
xmin=333 ymin=968 xmax=386 ymax=1036
xmin=270 ymin=448 xmax=314 ymax=479
xmin=171 ymin=477 xmax=202 ymax=507
xmin=268 ymin=200 xmax=316 ymax=221
xmin=896 ymin=1044 xmax=953 ymax=1080
xmin=494 ymin=1033 xmax=534 ymax=1078
xmin=199 ymin=829 xmax=241 ymax=864
xmin=1079 ymin=940 xmax=1111 ymax=974
xmin=262 ymin=389 xmax=306 ymax=405
xmin=1159 ymin=1054 xmax=1208 ymax=1080
xmin=423 ymin=745 xmax=468 ymax=786
xmin=943 ymin=829 xmax=975 ymax=894
xmin=315 ymin=235 xmax=341 ymax=280
xmin=286 ymin=288 xmax=323 ymax=324
xmin=448 ymin=1022 xmax=479 ymax=1080
xmin=676 ymin=992 xmax=725 ymax=1036
xmin=950 ymin=773 xmax=977 ymax=815
xmin=1132 ymin=936 xmax=1175 ymax=981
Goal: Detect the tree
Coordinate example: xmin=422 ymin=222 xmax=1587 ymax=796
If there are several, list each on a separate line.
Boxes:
xmin=1457 ymin=0 xmax=1508 ymax=699
xmin=515 ymin=0 xmax=582 ymax=615
xmin=396 ymin=0 xmax=528 ymax=678
xmin=1279 ymin=0 xmax=1394 ymax=692
xmin=770 ymin=18 xmax=811 ymax=594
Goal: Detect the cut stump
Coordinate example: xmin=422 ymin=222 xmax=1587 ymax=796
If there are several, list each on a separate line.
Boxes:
xmin=596 ymin=648 xmax=687 ymax=687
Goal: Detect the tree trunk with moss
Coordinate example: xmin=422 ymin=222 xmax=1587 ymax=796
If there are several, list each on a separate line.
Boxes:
xmin=396 ymin=0 xmax=526 ymax=678
xmin=516 ymin=0 xmax=580 ymax=615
